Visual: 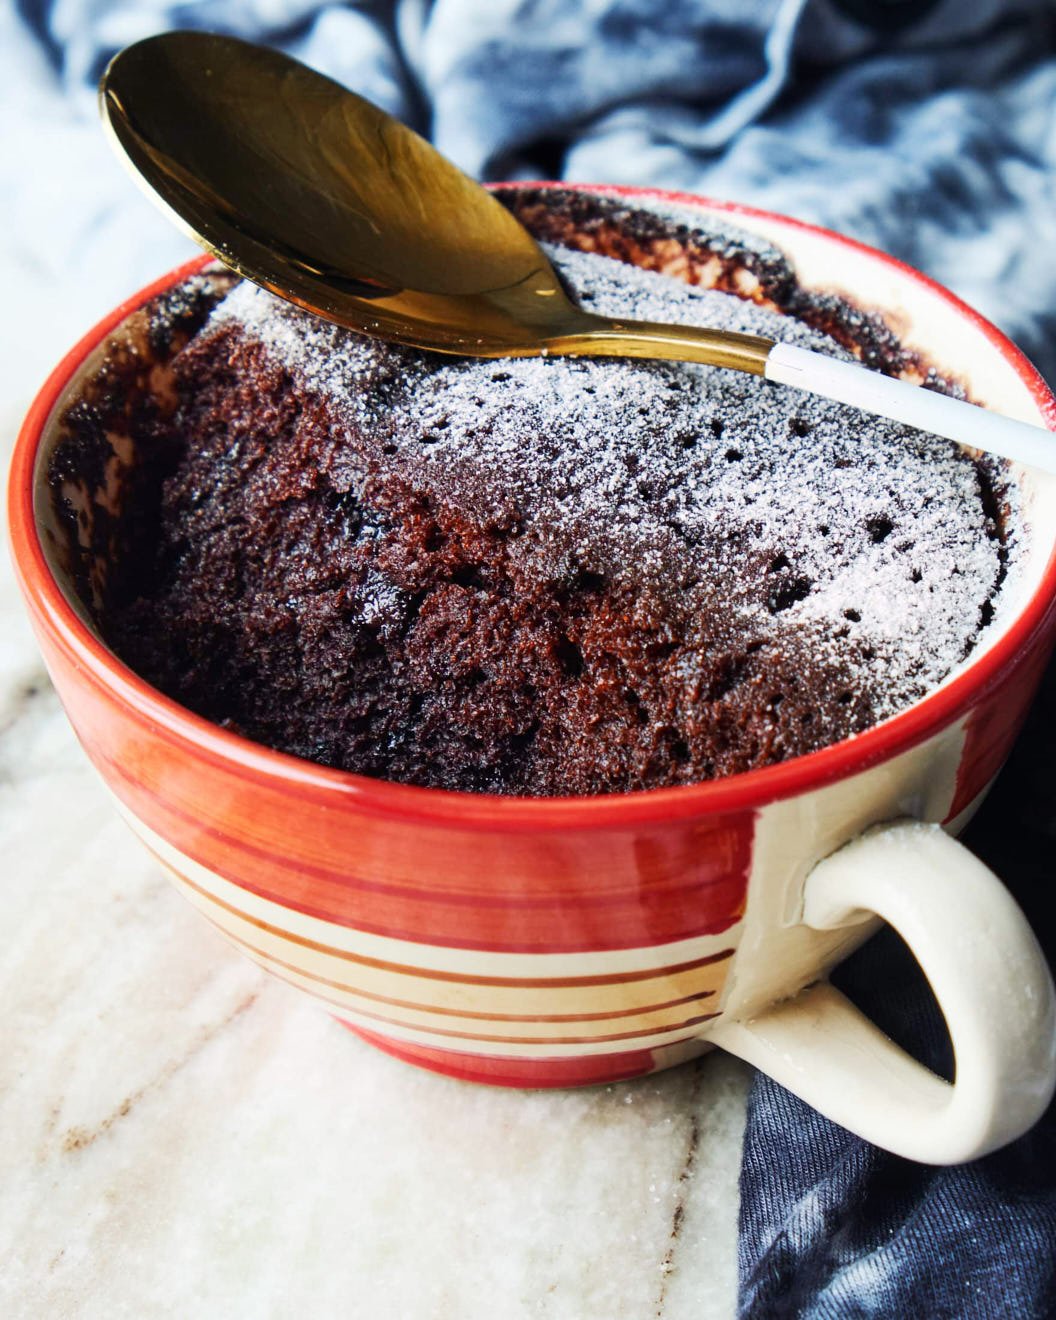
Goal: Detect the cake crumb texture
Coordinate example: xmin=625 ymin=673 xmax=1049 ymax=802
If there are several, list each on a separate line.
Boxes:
xmin=99 ymin=224 xmax=1014 ymax=795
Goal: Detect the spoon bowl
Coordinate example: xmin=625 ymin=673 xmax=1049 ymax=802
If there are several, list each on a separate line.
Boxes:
xmin=99 ymin=31 xmax=773 ymax=373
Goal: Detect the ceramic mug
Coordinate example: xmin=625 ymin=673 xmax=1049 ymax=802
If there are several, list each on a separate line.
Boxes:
xmin=9 ymin=186 xmax=1056 ymax=1165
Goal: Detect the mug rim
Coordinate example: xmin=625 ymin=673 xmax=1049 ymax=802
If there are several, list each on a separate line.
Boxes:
xmin=9 ymin=185 xmax=1056 ymax=831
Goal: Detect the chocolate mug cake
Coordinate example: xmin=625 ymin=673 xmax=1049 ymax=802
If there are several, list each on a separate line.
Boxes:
xmin=51 ymin=189 xmax=1018 ymax=795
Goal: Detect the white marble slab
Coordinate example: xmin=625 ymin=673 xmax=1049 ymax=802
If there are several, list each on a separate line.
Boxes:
xmin=0 ymin=83 xmax=751 ymax=1307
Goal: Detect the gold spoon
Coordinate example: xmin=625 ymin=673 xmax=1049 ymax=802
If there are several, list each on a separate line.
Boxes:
xmin=100 ymin=31 xmax=1056 ymax=473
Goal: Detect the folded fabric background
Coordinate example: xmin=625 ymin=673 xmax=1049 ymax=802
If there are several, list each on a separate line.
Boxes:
xmin=6 ymin=2 xmax=1056 ymax=1315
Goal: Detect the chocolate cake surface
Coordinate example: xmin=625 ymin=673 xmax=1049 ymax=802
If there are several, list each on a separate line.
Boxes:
xmin=88 ymin=197 xmax=1017 ymax=796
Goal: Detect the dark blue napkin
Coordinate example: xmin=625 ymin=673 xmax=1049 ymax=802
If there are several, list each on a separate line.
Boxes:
xmin=11 ymin=4 xmax=1056 ymax=1314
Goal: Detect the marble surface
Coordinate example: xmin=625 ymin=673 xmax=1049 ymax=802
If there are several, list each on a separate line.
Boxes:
xmin=0 ymin=291 xmax=749 ymax=1319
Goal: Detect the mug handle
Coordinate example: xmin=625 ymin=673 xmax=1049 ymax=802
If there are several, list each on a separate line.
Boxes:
xmin=709 ymin=820 xmax=1056 ymax=1164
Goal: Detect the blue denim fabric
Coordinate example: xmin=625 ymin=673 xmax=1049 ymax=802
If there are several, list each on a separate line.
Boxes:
xmin=9 ymin=4 xmax=1056 ymax=1313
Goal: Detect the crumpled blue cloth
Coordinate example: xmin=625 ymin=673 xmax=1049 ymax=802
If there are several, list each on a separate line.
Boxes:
xmin=10 ymin=3 xmax=1056 ymax=1315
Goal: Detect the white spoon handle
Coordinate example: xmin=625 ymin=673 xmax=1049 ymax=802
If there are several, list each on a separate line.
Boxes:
xmin=766 ymin=342 xmax=1056 ymax=474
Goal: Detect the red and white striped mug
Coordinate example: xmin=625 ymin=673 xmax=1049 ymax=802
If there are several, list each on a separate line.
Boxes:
xmin=9 ymin=187 xmax=1056 ymax=1164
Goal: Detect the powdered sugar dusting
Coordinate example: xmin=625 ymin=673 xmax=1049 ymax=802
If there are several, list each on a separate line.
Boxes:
xmin=205 ymin=238 xmax=1017 ymax=722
